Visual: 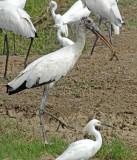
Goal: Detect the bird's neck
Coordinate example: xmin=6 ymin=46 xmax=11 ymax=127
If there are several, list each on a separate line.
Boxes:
xmin=51 ymin=3 xmax=57 ymax=18
xmin=74 ymin=24 xmax=86 ymax=55
xmin=91 ymin=126 xmax=102 ymax=147
xmin=57 ymin=29 xmax=63 ymax=44
xmin=57 ymin=29 xmax=62 ymax=39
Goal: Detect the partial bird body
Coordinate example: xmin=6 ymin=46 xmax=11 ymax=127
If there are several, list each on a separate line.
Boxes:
xmin=0 ymin=2 xmax=36 ymax=38
xmin=112 ymin=23 xmax=120 ymax=35
xmin=56 ymin=139 xmax=97 ymax=160
xmin=0 ymin=1 xmax=37 ymax=79
xmin=81 ymin=0 xmax=124 ymax=26
xmin=61 ymin=0 xmax=91 ymax=24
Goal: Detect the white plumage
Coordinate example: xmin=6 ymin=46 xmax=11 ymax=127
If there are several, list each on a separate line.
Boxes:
xmin=61 ymin=0 xmax=91 ymax=24
xmin=56 ymin=119 xmax=111 ymax=160
xmin=7 ymin=17 xmax=112 ymax=144
xmin=0 ymin=2 xmax=36 ymax=38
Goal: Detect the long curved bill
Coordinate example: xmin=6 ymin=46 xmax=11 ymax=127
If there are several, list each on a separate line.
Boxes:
xmin=82 ymin=17 xmax=114 ymax=54
xmin=92 ymin=28 xmax=114 ymax=53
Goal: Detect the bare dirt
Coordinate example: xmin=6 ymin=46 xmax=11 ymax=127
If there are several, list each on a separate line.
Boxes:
xmin=0 ymin=3 xmax=137 ymax=159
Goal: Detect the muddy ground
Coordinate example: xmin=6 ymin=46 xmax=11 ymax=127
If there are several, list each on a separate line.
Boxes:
xmin=0 ymin=2 xmax=137 ymax=159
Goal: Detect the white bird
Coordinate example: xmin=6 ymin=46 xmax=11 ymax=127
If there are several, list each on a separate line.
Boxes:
xmin=56 ymin=119 xmax=111 ymax=160
xmin=0 ymin=1 xmax=37 ymax=79
xmin=6 ymin=17 xmax=112 ymax=144
xmin=56 ymin=24 xmax=74 ymax=47
xmin=48 ymin=0 xmax=91 ymax=36
xmin=0 ymin=0 xmax=27 ymax=55
xmin=81 ymin=0 xmax=124 ymax=55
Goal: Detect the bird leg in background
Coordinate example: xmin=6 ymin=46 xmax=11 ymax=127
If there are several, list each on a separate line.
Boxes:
xmin=90 ymin=18 xmax=102 ymax=56
xmin=13 ymin=33 xmax=16 ymax=55
xmin=24 ymin=37 xmax=34 ymax=68
xmin=39 ymin=86 xmax=75 ymax=144
xmin=100 ymin=17 xmax=112 ymax=44
xmin=3 ymin=34 xmax=9 ymax=80
xmin=3 ymin=34 xmax=6 ymax=55
xmin=92 ymin=27 xmax=118 ymax=61
xmin=90 ymin=17 xmax=112 ymax=56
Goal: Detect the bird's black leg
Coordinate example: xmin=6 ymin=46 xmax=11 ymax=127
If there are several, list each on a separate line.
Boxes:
xmin=13 ymin=33 xmax=16 ymax=55
xmin=90 ymin=18 xmax=102 ymax=56
xmin=24 ymin=37 xmax=33 ymax=68
xmin=3 ymin=34 xmax=6 ymax=55
xmin=3 ymin=34 xmax=9 ymax=80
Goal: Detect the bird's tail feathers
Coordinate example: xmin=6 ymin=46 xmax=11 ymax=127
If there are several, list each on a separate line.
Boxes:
xmin=6 ymin=80 xmax=27 ymax=95
xmin=112 ymin=23 xmax=120 ymax=35
xmin=6 ymin=71 xmax=29 ymax=95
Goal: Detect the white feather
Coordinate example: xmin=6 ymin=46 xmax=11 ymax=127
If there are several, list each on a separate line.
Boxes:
xmin=0 ymin=2 xmax=36 ymax=38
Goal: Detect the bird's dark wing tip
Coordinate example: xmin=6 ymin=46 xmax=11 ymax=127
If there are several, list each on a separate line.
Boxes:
xmin=35 ymin=32 xmax=38 ymax=38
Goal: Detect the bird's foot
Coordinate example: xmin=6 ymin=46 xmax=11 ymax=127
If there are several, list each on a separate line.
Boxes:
xmin=40 ymin=108 xmax=76 ymax=132
xmin=109 ymin=51 xmax=119 ymax=61
xmin=2 ymin=76 xmax=8 ymax=81
xmin=24 ymin=62 xmax=28 ymax=69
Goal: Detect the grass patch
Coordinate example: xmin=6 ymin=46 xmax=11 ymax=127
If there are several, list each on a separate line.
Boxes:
xmin=119 ymin=0 xmax=136 ymax=8
xmin=94 ymin=137 xmax=136 ymax=160
xmin=0 ymin=118 xmax=68 ymax=160
xmin=0 ymin=134 xmax=68 ymax=160
xmin=128 ymin=18 xmax=137 ymax=26
xmin=0 ymin=117 xmax=136 ymax=160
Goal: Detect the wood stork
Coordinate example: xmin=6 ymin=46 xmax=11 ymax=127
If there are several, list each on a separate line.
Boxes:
xmin=0 ymin=1 xmax=38 ymax=79
xmin=6 ymin=17 xmax=112 ymax=144
xmin=56 ymin=119 xmax=111 ymax=160
xmin=48 ymin=0 xmax=91 ymax=36
xmin=0 ymin=0 xmax=27 ymax=55
xmin=81 ymin=0 xmax=124 ymax=56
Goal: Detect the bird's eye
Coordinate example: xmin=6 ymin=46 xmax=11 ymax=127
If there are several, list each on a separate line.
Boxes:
xmin=98 ymin=122 xmax=101 ymax=124
xmin=88 ymin=20 xmax=91 ymax=23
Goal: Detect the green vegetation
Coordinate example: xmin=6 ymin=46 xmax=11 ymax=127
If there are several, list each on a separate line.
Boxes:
xmin=0 ymin=117 xmax=68 ymax=160
xmin=128 ymin=18 xmax=137 ymax=26
xmin=119 ymin=0 xmax=136 ymax=8
xmin=94 ymin=137 xmax=136 ymax=160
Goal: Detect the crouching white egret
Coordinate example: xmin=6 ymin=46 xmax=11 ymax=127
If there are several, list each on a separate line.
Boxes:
xmin=56 ymin=119 xmax=111 ymax=160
